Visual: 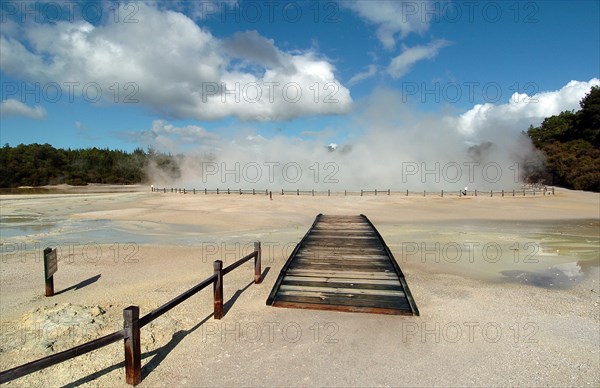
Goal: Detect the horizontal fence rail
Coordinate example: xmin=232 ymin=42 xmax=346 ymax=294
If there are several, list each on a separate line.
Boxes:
xmin=0 ymin=330 xmax=125 ymax=384
xmin=0 ymin=242 xmax=262 ymax=386
xmin=151 ymin=187 xmax=555 ymax=197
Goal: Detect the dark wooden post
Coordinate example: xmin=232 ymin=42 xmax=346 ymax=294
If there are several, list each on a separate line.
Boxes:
xmin=406 ymin=189 xmax=408 ymax=196
xmin=375 ymin=189 xmax=377 ymax=196
xmin=328 ymin=189 xmax=330 ymax=196
xmin=227 ymin=188 xmax=230 ymax=194
xmin=205 ymin=188 xmax=207 ymax=195
xmin=552 ymin=187 xmax=555 ymax=195
xmin=123 ymin=306 xmax=141 ymax=386
xmin=213 ymin=261 xmax=223 ymax=319
xmin=423 ymin=190 xmax=426 ymax=197
xmin=388 ymin=189 xmax=390 ymax=195
xmin=269 ymin=191 xmax=272 ymax=200
xmin=533 ymin=189 xmax=536 ymax=196
xmin=441 ymin=190 xmax=443 ymax=197
xmin=163 ymin=188 xmax=166 ymax=193
xmin=523 ymin=189 xmax=525 ymax=196
xmin=43 ymin=247 xmax=57 ymax=297
xmin=311 ymin=189 xmax=314 ymax=196
xmin=344 ymin=190 xmax=347 ymax=196
xmin=253 ymin=189 xmax=255 ymax=195
xmin=490 ymin=190 xmax=493 ymax=197
xmin=475 ymin=189 xmax=477 ymax=197
xmin=281 ymin=189 xmax=284 ymax=195
xmin=193 ymin=189 xmax=196 ymax=194
xmin=361 ymin=190 xmax=363 ymax=196
xmin=217 ymin=188 xmax=219 ymax=194
xmin=239 ymin=189 xmax=242 ymax=195
xmin=297 ymin=189 xmax=299 ymax=196
xmin=502 ymin=190 xmax=504 ymax=197
xmin=254 ymin=242 xmax=262 ymax=284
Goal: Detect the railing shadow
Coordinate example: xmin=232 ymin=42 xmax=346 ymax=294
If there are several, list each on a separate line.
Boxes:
xmin=55 ymin=274 xmax=101 ymax=295
xmin=222 ymin=266 xmax=270 ymax=318
xmin=62 ymin=266 xmax=271 ymax=386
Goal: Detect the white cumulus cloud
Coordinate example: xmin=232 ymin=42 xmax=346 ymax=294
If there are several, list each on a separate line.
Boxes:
xmin=348 ymin=64 xmax=378 ymax=86
xmin=0 ymin=3 xmax=352 ymax=122
xmin=455 ymin=78 xmax=600 ymax=137
xmin=344 ymin=0 xmax=432 ymax=49
xmin=0 ymin=99 xmax=46 ymax=119
xmin=388 ymin=39 xmax=450 ymax=79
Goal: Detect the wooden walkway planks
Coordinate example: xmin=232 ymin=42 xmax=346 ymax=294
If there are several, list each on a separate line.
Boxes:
xmin=266 ymin=214 xmax=419 ymax=315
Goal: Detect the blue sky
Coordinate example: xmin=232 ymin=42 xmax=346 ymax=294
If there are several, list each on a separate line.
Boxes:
xmin=0 ymin=0 xmax=599 ymax=153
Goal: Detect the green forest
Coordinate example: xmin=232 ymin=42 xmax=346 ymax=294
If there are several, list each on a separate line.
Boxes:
xmin=1 ymin=87 xmax=598 ymax=191
xmin=0 ymin=144 xmax=180 ymax=187
xmin=527 ymin=86 xmax=600 ymax=192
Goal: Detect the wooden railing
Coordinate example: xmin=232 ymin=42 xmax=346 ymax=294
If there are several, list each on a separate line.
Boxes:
xmin=152 ymin=187 xmax=556 ymax=197
xmin=0 ymin=242 xmax=262 ymax=386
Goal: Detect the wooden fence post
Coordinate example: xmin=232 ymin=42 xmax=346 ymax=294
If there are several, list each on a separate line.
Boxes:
xmin=441 ymin=190 xmax=443 ymax=197
xmin=269 ymin=191 xmax=272 ymax=200
xmin=388 ymin=189 xmax=390 ymax=195
xmin=361 ymin=190 xmax=363 ymax=196
xmin=253 ymin=189 xmax=255 ymax=195
xmin=490 ymin=190 xmax=493 ymax=197
xmin=552 ymin=187 xmax=555 ymax=195
xmin=406 ymin=189 xmax=408 ymax=196
xmin=239 ymin=189 xmax=242 ymax=195
xmin=375 ymin=189 xmax=377 ymax=196
xmin=213 ymin=261 xmax=223 ymax=320
xmin=227 ymin=188 xmax=230 ymax=194
xmin=43 ymin=247 xmax=57 ymax=297
xmin=297 ymin=189 xmax=299 ymax=196
xmin=328 ymin=189 xmax=330 ymax=197
xmin=311 ymin=189 xmax=314 ymax=196
xmin=475 ymin=190 xmax=477 ymax=197
xmin=281 ymin=189 xmax=284 ymax=195
xmin=123 ymin=306 xmax=141 ymax=386
xmin=502 ymin=190 xmax=504 ymax=197
xmin=344 ymin=190 xmax=347 ymax=196
xmin=217 ymin=188 xmax=219 ymax=195
xmin=423 ymin=190 xmax=426 ymax=197
xmin=254 ymin=242 xmax=262 ymax=284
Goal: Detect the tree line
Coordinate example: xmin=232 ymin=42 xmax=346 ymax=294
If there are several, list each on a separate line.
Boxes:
xmin=527 ymin=86 xmax=599 ymax=192
xmin=0 ymin=144 xmax=180 ymax=187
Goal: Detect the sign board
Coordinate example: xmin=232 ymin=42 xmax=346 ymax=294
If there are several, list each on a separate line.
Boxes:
xmin=44 ymin=248 xmax=58 ymax=279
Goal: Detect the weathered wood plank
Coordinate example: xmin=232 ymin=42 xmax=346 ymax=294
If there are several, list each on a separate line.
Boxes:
xmin=279 ymin=284 xmax=405 ymax=296
xmin=284 ymin=275 xmax=401 ymax=286
xmin=286 ymin=269 xmax=399 ymax=280
xmin=282 ymin=279 xmax=404 ymax=291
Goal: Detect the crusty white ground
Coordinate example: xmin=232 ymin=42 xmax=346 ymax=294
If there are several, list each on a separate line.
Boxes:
xmin=0 ymin=187 xmax=598 ymax=387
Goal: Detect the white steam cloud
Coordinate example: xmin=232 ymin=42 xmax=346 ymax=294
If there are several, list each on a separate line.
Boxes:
xmin=144 ymin=78 xmax=599 ymax=191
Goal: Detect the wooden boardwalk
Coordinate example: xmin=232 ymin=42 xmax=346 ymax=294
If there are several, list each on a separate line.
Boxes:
xmin=267 ymin=214 xmax=419 ymax=315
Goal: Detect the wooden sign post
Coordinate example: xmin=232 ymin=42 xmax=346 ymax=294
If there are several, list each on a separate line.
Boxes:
xmin=43 ymin=247 xmax=57 ymax=297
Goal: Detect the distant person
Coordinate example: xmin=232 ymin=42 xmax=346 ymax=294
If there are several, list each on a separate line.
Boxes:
xmin=462 ymin=186 xmax=468 ymax=196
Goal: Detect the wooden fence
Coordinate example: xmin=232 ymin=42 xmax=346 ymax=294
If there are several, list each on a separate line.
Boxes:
xmin=151 ymin=187 xmax=555 ymax=197
xmin=0 ymin=242 xmax=262 ymax=386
